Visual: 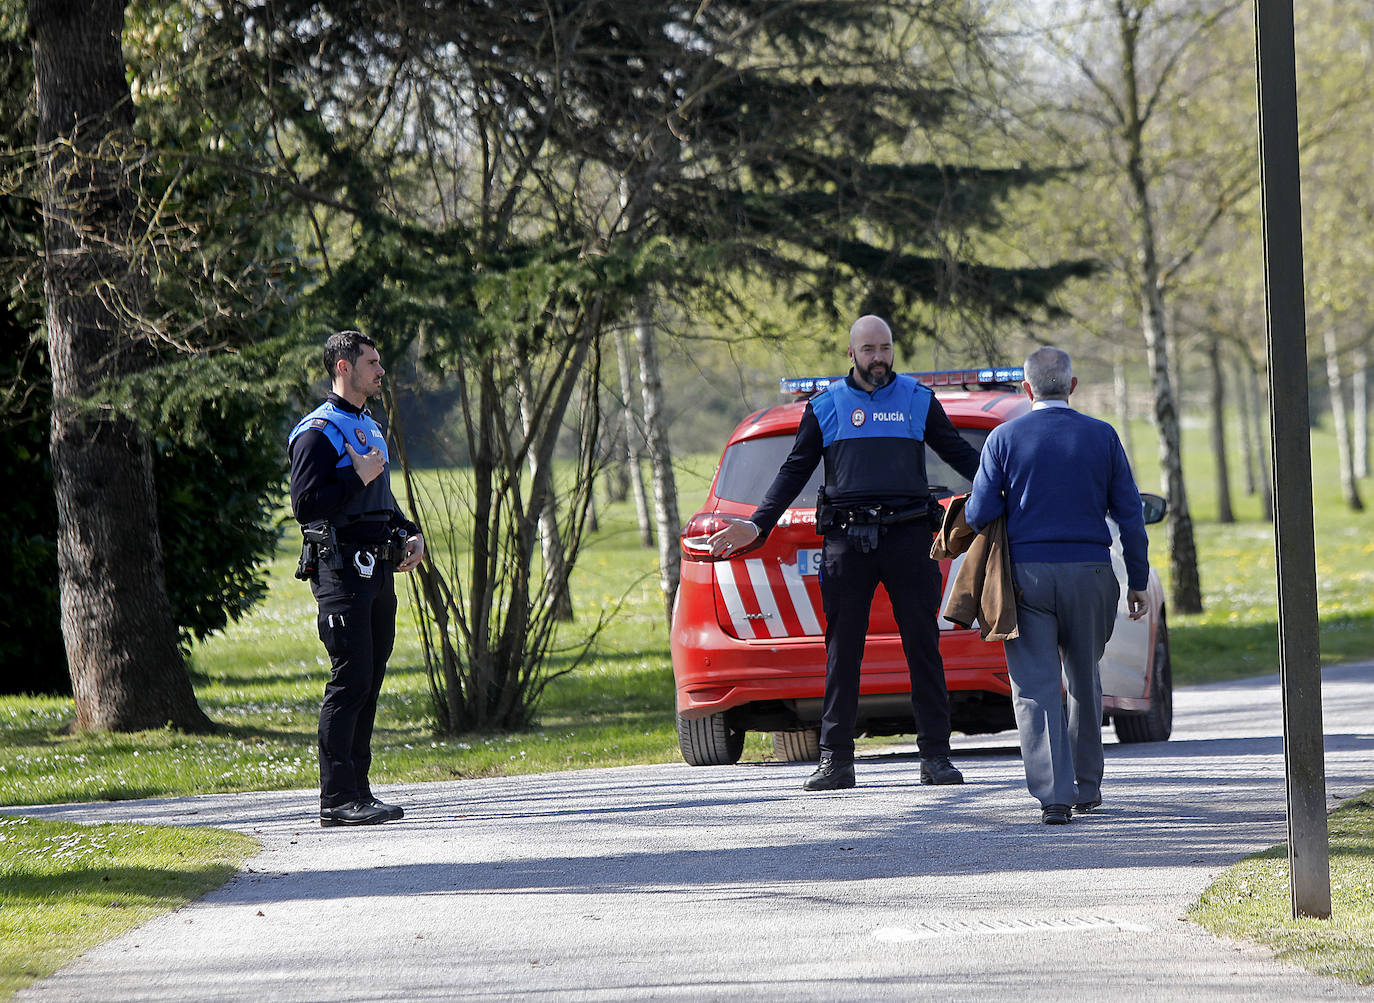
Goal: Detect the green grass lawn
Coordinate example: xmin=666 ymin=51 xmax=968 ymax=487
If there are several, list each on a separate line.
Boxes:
xmin=3 ymin=418 xmax=1374 ymax=994
xmin=0 ymin=815 xmax=256 ymax=996
xmin=1189 ymin=790 xmax=1374 ymax=985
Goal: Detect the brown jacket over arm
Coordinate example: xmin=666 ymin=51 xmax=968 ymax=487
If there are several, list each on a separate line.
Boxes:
xmin=929 ymin=494 xmax=1018 ymax=642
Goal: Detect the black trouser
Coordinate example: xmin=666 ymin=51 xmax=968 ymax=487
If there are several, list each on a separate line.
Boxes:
xmin=818 ymin=519 xmax=951 ymax=761
xmin=312 ymin=559 xmax=396 ymax=809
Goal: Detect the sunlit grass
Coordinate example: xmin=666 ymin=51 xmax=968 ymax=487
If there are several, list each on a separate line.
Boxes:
xmin=1189 ymin=791 xmax=1374 ymax=984
xmin=0 ymin=815 xmax=255 ymax=996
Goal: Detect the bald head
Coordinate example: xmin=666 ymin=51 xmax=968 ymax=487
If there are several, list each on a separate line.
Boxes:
xmin=849 ymin=314 xmax=891 ymax=350
xmin=847 ymin=315 xmax=895 ymax=390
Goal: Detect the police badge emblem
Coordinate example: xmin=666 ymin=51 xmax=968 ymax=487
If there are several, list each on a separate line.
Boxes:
xmin=354 ymin=428 xmax=368 ymax=448
xmin=850 ymin=408 xmax=866 ymax=427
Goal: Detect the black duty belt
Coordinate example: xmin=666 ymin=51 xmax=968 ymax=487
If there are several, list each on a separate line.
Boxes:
xmin=364 ymin=541 xmax=408 ymax=564
xmin=342 ymin=540 xmax=407 ymax=564
xmin=834 ymin=503 xmax=928 ymax=528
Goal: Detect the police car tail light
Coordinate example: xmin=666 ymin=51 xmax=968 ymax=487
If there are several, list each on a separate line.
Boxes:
xmin=681 ymin=513 xmax=766 ymax=561
xmin=779 ymin=367 xmax=1024 ymax=396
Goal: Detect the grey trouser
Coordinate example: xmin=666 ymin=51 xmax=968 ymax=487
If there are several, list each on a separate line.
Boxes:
xmin=1002 ymin=562 xmax=1119 ymax=808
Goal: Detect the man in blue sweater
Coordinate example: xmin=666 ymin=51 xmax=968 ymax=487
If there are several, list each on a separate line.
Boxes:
xmin=963 ymin=347 xmax=1149 ymax=825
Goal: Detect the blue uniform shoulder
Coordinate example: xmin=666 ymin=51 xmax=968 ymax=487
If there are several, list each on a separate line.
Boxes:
xmin=290 ymin=401 xmax=352 ymax=452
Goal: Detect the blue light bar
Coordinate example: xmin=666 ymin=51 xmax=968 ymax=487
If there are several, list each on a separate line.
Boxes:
xmin=778 ymin=375 xmax=843 ymax=395
xmin=780 ymin=367 xmax=1024 ymax=396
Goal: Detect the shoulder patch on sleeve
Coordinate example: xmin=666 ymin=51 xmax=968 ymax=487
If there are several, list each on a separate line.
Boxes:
xmin=309 ymin=418 xmax=328 ymax=430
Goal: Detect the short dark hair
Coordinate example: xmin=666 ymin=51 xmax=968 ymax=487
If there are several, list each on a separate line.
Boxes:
xmin=323 ymin=330 xmax=376 ymax=380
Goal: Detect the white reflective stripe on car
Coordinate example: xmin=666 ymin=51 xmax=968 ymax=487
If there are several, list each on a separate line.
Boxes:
xmin=745 ymin=559 xmax=788 ymax=637
xmin=778 ymin=559 xmax=823 ymax=635
xmin=713 ymin=559 xmax=757 ymax=639
xmin=715 ymin=557 xmax=826 ymax=639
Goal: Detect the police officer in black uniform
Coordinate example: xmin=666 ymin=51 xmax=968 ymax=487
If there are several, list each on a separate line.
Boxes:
xmin=708 ymin=315 xmax=981 ymax=790
xmin=289 ymin=330 xmax=424 ymax=826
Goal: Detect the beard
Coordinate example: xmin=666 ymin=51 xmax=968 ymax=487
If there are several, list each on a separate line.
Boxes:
xmin=855 ymin=360 xmax=891 ymax=388
xmin=351 ymin=373 xmax=384 ymax=399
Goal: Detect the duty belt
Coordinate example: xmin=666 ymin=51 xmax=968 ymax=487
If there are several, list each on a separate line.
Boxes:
xmin=832 ymin=503 xmax=928 ymax=529
xmin=826 ymin=502 xmax=930 ymax=555
xmin=356 ymin=541 xmax=408 ymax=564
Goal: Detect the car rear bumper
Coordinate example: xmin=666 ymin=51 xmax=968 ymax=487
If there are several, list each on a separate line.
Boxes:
xmin=671 ymin=622 xmax=1014 ymax=721
xmin=673 ymin=615 xmax=1151 ymax=720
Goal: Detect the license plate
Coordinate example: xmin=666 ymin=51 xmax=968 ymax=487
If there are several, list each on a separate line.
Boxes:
xmin=797 ymin=548 xmax=822 ymax=576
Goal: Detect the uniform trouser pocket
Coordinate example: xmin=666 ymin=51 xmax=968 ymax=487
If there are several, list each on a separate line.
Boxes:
xmin=312 ymin=567 xmax=396 ymax=807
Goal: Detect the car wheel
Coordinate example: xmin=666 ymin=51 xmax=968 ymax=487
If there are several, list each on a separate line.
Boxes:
xmin=676 ymin=711 xmax=746 ymax=766
xmin=1113 ymin=611 xmax=1173 ymax=743
xmin=771 ymin=728 xmax=821 ymax=762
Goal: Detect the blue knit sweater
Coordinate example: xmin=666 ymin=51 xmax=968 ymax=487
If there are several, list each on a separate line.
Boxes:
xmin=963 ymin=404 xmax=1149 ymax=591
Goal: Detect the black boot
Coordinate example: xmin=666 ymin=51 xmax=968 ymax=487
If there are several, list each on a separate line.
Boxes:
xmin=320 ymin=801 xmax=391 ymax=827
xmin=803 ymin=754 xmax=856 ymax=791
xmin=919 ymin=755 xmax=964 ymax=785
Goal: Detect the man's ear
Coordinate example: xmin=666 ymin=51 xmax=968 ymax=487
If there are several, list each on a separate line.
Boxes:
xmin=1069 ymin=376 xmax=1079 ymax=395
xmin=1022 ymin=380 xmax=1034 ymax=401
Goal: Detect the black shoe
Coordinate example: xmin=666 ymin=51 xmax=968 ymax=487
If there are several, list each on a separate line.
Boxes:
xmin=1073 ymin=796 xmax=1101 ymax=813
xmin=802 ymin=755 xmax=856 ymax=791
xmin=919 ymin=756 xmax=964 ymax=785
xmin=364 ymin=795 xmax=405 ymax=821
xmin=1042 ymin=804 xmax=1072 ymax=825
xmin=320 ymin=801 xmax=391 ymax=827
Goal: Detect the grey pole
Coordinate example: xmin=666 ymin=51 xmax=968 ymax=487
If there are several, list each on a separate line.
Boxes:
xmin=1253 ymin=0 xmax=1331 ymax=919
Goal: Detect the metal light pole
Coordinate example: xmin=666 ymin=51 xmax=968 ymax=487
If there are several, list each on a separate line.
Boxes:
xmin=1253 ymin=0 xmax=1331 ymax=919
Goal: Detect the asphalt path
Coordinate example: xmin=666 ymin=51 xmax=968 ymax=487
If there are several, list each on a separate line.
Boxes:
xmin=11 ymin=663 xmax=1374 ymax=1001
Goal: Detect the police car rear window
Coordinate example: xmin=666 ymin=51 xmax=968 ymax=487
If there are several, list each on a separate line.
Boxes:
xmin=714 ymin=428 xmax=991 ymax=504
xmin=715 ymin=436 xmax=825 ymax=505
xmin=927 ymin=428 xmax=990 ymax=497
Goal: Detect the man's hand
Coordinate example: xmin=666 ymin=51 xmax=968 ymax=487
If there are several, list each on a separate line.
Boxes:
xmin=397 ymin=533 xmax=425 ymax=573
xmin=708 ymin=520 xmax=759 ymax=558
xmin=1127 ymin=588 xmax=1149 ymax=620
xmin=343 ymin=440 xmax=385 ymax=485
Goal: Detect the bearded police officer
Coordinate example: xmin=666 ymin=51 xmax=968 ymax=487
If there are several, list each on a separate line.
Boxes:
xmin=708 ymin=315 xmax=981 ymax=790
xmin=289 ymin=330 xmax=424 ymax=827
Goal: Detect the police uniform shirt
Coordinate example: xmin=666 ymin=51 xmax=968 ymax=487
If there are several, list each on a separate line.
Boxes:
xmin=750 ymin=372 xmax=981 ymax=534
xmin=288 ymin=393 xmax=418 ymax=545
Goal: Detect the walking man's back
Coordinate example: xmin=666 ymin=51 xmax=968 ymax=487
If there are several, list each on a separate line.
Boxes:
xmin=963 ymin=346 xmax=1148 ymax=825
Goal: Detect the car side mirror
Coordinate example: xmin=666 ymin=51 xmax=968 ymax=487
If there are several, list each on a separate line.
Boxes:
xmin=1140 ymin=492 xmax=1168 ymax=525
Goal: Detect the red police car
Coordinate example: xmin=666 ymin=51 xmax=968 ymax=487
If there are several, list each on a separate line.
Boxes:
xmin=670 ymin=368 xmax=1172 ymax=765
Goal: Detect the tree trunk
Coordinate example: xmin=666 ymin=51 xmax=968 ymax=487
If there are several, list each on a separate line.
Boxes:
xmin=1207 ymin=337 xmax=1234 ymax=523
xmin=1237 ymin=347 xmax=1256 ymax=496
xmin=613 ymin=324 xmax=654 ymax=547
xmin=32 ymin=0 xmax=210 ymax=732
xmin=1322 ymin=326 xmax=1363 ymax=511
xmin=1248 ymin=361 xmax=1274 ymax=521
xmin=604 ymin=420 xmax=630 ymax=505
xmin=516 ymin=369 xmax=573 ymax=620
xmin=1354 ymin=344 xmax=1369 ymax=480
xmin=1113 ymin=344 xmax=1135 ymax=472
xmin=1119 ymin=8 xmax=1202 ymax=614
xmin=633 ymin=296 xmax=680 ymax=624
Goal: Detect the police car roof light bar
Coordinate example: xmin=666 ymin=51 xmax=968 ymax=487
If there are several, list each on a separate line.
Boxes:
xmin=779 ymin=367 xmax=1025 ymax=397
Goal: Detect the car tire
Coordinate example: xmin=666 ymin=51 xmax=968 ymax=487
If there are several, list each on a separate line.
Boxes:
xmin=676 ymin=711 xmax=746 ymax=766
xmin=771 ymin=728 xmax=821 ymax=763
xmin=1113 ymin=611 xmax=1173 ymax=743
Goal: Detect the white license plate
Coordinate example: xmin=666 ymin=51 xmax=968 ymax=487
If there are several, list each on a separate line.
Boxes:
xmin=797 ymin=548 xmax=822 ymax=576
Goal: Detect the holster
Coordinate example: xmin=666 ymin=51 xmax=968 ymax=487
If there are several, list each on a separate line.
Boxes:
xmin=815 ymin=486 xmax=838 ymax=534
xmin=295 ymin=520 xmax=343 ymax=581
